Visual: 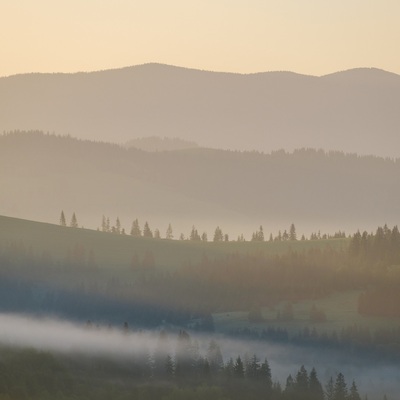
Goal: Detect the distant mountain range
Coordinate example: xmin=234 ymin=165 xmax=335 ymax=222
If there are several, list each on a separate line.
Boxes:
xmin=1 ymin=64 xmax=399 ymax=157
xmin=1 ymin=132 xmax=399 ymax=236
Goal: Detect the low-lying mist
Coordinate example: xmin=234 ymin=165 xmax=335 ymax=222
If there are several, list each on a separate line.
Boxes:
xmin=0 ymin=313 xmax=398 ymax=399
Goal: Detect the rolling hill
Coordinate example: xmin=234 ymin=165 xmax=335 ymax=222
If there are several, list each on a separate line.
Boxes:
xmin=1 ymin=64 xmax=400 ymax=157
xmin=0 ymin=131 xmax=399 ymax=235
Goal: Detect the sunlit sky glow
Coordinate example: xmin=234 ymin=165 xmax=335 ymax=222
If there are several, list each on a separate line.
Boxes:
xmin=1 ymin=0 xmax=399 ymax=77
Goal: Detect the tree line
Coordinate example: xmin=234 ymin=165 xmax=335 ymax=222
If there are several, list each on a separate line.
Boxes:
xmin=0 ymin=328 xmax=369 ymax=400
xmin=59 ymin=211 xmax=347 ymax=243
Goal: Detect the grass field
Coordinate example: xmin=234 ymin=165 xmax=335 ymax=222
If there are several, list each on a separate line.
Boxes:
xmin=0 ymin=215 xmax=348 ymax=271
xmin=213 ymin=291 xmax=400 ymax=337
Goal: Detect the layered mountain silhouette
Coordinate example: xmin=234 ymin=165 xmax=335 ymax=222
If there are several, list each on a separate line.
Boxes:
xmin=1 ymin=64 xmax=399 ymax=157
xmin=1 ymin=131 xmax=399 ymax=236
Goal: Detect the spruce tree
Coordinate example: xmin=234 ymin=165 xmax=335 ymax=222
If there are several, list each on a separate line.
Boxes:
xmin=166 ymin=223 xmax=173 ymax=239
xmin=348 ymin=381 xmax=361 ymax=400
xmin=333 ymin=373 xmax=348 ymax=400
xmin=143 ymin=221 xmax=153 ymax=238
xmin=325 ymin=376 xmax=335 ymax=400
xmin=206 ymin=340 xmax=223 ymax=373
xmin=115 ymin=217 xmax=121 ymax=234
xmin=70 ymin=212 xmax=78 ymax=228
xmin=130 ymin=219 xmax=142 ymax=237
xmin=233 ymin=356 xmax=244 ymax=379
xmin=309 ymin=367 xmax=324 ymax=400
xmin=289 ymin=223 xmax=297 ymax=240
xmin=59 ymin=210 xmax=66 ymax=226
xmin=213 ymin=226 xmax=223 ymax=242
xmin=260 ymin=357 xmax=272 ymax=390
xmin=295 ymin=365 xmax=309 ymax=398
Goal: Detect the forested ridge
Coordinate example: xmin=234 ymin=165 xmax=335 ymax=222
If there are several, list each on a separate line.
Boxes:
xmin=0 ymin=333 xmax=366 ymax=400
xmin=0 ymin=216 xmax=398 ymax=398
xmin=1 ymin=131 xmax=399 ymax=233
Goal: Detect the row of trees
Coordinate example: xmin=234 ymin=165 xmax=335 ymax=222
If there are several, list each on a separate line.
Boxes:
xmin=59 ymin=210 xmax=78 ymax=228
xmin=81 ymin=328 xmax=363 ymax=400
xmin=59 ymin=212 xmax=347 ymax=243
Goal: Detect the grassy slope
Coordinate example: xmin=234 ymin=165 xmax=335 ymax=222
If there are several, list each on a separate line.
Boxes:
xmin=2 ymin=215 xmax=399 ymax=335
xmin=0 ymin=215 xmax=348 ymax=271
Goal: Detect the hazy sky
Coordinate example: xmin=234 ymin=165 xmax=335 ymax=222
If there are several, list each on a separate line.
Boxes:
xmin=1 ymin=0 xmax=399 ymax=77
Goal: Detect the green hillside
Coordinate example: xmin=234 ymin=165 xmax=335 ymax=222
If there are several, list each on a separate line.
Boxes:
xmin=0 ymin=215 xmax=349 ymax=271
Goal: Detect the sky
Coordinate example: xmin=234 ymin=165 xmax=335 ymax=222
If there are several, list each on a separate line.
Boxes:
xmin=1 ymin=0 xmax=399 ymax=77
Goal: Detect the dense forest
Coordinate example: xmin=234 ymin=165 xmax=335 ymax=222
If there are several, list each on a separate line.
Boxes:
xmin=0 ymin=331 xmax=367 ymax=400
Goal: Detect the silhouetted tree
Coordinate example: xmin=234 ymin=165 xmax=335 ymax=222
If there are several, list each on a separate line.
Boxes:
xmin=233 ymin=356 xmax=244 ymax=379
xmin=325 ymin=376 xmax=335 ymax=400
xmin=333 ymin=373 xmax=348 ymax=400
xmin=348 ymin=381 xmax=361 ymax=400
xmin=143 ymin=222 xmax=153 ymax=238
xmin=166 ymin=223 xmax=173 ymax=239
xmin=190 ymin=226 xmax=201 ymax=241
xmin=309 ymin=367 xmax=324 ymax=400
xmin=130 ymin=219 xmax=141 ymax=237
xmin=115 ymin=217 xmax=121 ymax=234
xmin=213 ymin=226 xmax=223 ymax=242
xmin=70 ymin=212 xmax=78 ymax=228
xmin=289 ymin=223 xmax=297 ymax=241
xmin=59 ymin=210 xmax=66 ymax=226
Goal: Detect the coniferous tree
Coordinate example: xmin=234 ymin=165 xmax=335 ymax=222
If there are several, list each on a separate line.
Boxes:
xmin=333 ymin=373 xmax=348 ymax=400
xmin=282 ymin=229 xmax=289 ymax=241
xmin=190 ymin=226 xmax=201 ymax=241
xmin=348 ymin=381 xmax=361 ymax=400
xmin=143 ymin=222 xmax=153 ymax=238
xmin=289 ymin=223 xmax=297 ymax=241
xmin=260 ymin=357 xmax=272 ymax=390
xmin=285 ymin=374 xmax=295 ymax=398
xmin=130 ymin=219 xmax=142 ymax=237
xmin=70 ymin=212 xmax=78 ymax=228
xmin=115 ymin=217 xmax=121 ymax=234
xmin=164 ymin=354 xmax=174 ymax=379
xmin=251 ymin=225 xmax=264 ymax=241
xmin=246 ymin=354 xmax=261 ymax=380
xmin=59 ymin=210 xmax=66 ymax=226
xmin=295 ymin=365 xmax=309 ymax=399
xmin=224 ymin=357 xmax=234 ymax=379
xmin=233 ymin=356 xmax=244 ymax=379
xmin=166 ymin=223 xmax=173 ymax=239
xmin=201 ymin=232 xmax=208 ymax=241
xmin=106 ymin=217 xmax=111 ymax=232
xmin=206 ymin=340 xmax=223 ymax=373
xmin=325 ymin=376 xmax=335 ymax=400
xmin=309 ymin=367 xmax=324 ymax=400
xmin=213 ymin=226 xmax=223 ymax=242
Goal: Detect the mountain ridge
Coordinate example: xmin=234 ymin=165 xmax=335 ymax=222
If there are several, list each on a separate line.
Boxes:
xmin=1 ymin=63 xmax=399 ymax=157
xmin=1 ymin=131 xmax=399 ymax=236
